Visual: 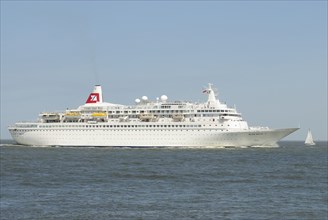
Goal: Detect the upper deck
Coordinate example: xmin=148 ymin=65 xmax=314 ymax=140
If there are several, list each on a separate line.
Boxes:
xmin=11 ymin=84 xmax=249 ymax=130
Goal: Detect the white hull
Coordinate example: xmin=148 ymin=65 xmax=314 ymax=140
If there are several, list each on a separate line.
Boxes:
xmin=8 ymin=84 xmax=299 ymax=147
xmin=9 ymin=124 xmax=298 ymax=147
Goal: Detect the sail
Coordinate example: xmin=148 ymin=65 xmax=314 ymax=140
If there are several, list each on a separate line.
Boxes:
xmin=305 ymin=129 xmax=315 ymax=145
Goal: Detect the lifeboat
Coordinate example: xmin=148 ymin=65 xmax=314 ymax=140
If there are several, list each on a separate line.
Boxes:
xmin=119 ymin=116 xmax=130 ymax=122
xmin=91 ymin=112 xmax=107 ymax=118
xmin=172 ymin=114 xmax=184 ymax=122
xmin=65 ymin=111 xmax=81 ymax=118
xmin=139 ymin=113 xmax=156 ymax=122
xmin=139 ymin=113 xmax=154 ymax=119
xmin=40 ymin=112 xmax=60 ymax=122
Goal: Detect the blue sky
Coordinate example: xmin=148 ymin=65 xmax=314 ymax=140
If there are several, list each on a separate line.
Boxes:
xmin=1 ymin=1 xmax=327 ymax=140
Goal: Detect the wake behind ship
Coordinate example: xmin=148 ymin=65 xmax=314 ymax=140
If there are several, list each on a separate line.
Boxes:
xmin=9 ymin=84 xmax=298 ymax=147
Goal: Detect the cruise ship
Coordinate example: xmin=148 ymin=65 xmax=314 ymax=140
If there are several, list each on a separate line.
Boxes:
xmin=9 ymin=84 xmax=298 ymax=147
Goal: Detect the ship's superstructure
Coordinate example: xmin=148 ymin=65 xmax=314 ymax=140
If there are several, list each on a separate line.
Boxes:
xmin=9 ymin=84 xmax=298 ymax=147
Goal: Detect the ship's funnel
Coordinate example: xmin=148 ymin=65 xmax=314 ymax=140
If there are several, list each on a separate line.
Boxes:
xmin=86 ymin=85 xmax=103 ymax=104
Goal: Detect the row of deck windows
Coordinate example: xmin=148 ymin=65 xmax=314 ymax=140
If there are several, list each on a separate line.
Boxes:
xmin=97 ymin=109 xmax=235 ymax=114
xmin=39 ymin=124 xmax=203 ymax=128
xmin=16 ymin=129 xmax=231 ymax=133
xmin=108 ymin=110 xmax=188 ymax=114
xmin=197 ymin=109 xmax=234 ymax=113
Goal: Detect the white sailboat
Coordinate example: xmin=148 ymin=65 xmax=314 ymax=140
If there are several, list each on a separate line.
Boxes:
xmin=305 ymin=129 xmax=315 ymax=146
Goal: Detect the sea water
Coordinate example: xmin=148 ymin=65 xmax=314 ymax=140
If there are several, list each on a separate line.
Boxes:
xmin=0 ymin=141 xmax=327 ymax=220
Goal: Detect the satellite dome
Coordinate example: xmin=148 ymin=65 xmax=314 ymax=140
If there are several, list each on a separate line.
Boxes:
xmin=160 ymin=95 xmax=168 ymax=102
xmin=135 ymin=98 xmax=141 ymax=103
xmin=142 ymin=96 xmax=148 ymax=101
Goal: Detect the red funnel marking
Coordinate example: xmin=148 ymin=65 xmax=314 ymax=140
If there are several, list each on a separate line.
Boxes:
xmin=86 ymin=93 xmax=100 ymax=103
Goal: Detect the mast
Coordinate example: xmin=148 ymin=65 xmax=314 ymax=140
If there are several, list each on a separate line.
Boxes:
xmin=204 ymin=83 xmax=220 ymax=107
